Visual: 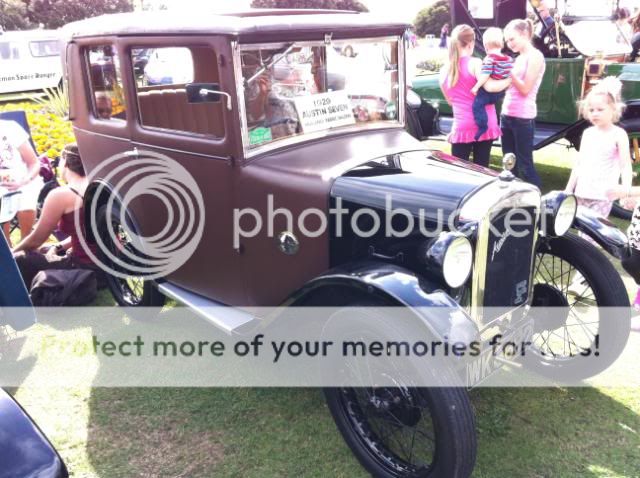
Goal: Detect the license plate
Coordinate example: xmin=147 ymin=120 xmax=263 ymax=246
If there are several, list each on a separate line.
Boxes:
xmin=466 ymin=320 xmax=534 ymax=389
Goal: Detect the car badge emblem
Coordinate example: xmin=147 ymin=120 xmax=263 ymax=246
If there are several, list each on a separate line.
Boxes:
xmin=491 ymin=229 xmax=512 ymax=262
xmin=277 ymin=231 xmax=299 ymax=255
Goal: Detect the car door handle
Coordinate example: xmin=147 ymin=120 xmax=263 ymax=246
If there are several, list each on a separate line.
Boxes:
xmin=123 ymin=148 xmax=138 ymax=158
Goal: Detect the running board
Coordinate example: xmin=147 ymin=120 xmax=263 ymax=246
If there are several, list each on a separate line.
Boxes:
xmin=157 ymin=282 xmax=257 ymax=335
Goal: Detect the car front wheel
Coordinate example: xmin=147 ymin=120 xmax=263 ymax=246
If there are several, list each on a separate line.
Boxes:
xmin=527 ymin=233 xmax=630 ymax=379
xmin=322 ymin=306 xmax=476 ymax=478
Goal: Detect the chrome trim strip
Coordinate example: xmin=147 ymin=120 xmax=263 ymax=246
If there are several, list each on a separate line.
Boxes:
xmin=398 ymin=34 xmax=406 ymax=128
xmin=158 ymin=283 xmax=257 ymax=334
xmin=232 ymin=39 xmax=250 ymax=156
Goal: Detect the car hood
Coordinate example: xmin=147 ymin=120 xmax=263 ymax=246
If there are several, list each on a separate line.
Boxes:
xmin=331 ymin=150 xmax=498 ymax=222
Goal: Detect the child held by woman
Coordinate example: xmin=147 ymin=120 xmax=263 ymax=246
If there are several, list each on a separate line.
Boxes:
xmin=565 ymin=77 xmax=632 ymax=220
xmin=471 ymin=27 xmax=513 ymax=141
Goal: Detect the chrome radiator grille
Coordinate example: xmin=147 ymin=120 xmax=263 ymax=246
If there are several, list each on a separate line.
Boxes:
xmin=483 ymin=206 xmax=537 ymax=308
xmin=464 ymin=183 xmax=541 ymax=326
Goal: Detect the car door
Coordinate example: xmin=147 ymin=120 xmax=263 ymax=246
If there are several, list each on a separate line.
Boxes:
xmin=124 ymin=36 xmax=246 ymax=304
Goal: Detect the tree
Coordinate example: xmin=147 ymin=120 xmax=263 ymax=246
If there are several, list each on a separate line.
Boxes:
xmin=414 ymin=0 xmax=450 ymax=38
xmin=250 ymin=0 xmax=368 ymax=12
xmin=0 ymin=0 xmax=33 ymax=30
xmin=27 ymin=0 xmax=134 ymax=30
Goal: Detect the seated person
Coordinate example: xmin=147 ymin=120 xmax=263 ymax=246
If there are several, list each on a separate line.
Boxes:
xmin=535 ymin=0 xmax=555 ymax=37
xmin=95 ymin=93 xmax=113 ymax=119
xmin=244 ymin=47 xmax=323 ymax=140
xmin=470 ymin=28 xmax=513 ymax=141
xmin=12 ymin=144 xmax=99 ymax=287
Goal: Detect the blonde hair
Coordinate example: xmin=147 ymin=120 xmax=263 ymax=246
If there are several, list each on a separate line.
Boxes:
xmin=483 ymin=27 xmax=504 ymax=50
xmin=505 ymin=18 xmax=534 ymax=39
xmin=580 ymin=77 xmax=625 ymax=123
xmin=447 ymin=24 xmax=475 ymax=88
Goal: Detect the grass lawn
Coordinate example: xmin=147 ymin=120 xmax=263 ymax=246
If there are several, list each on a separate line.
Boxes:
xmin=8 ymin=140 xmax=640 ymax=477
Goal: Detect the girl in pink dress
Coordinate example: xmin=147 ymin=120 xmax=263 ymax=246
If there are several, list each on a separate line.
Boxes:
xmin=439 ymin=24 xmax=510 ymax=167
xmin=565 ymin=77 xmax=632 ymax=220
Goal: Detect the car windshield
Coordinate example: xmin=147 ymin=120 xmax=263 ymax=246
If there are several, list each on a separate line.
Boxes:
xmin=563 ymin=20 xmax=631 ymax=56
xmin=537 ymin=1 xmax=631 ymax=56
xmin=238 ymin=37 xmax=402 ymax=153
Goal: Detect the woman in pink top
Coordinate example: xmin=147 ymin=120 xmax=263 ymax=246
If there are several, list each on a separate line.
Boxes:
xmin=439 ymin=24 xmax=510 ymax=167
xmin=501 ymin=18 xmax=546 ymax=187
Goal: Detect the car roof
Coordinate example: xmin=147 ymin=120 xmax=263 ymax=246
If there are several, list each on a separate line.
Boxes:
xmin=61 ymin=10 xmax=409 ymax=40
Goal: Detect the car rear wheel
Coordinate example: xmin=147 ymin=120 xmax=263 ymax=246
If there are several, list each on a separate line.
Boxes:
xmin=95 ymin=203 xmax=165 ymax=307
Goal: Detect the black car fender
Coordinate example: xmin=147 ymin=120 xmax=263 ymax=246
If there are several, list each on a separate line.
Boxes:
xmin=572 ymin=208 xmax=630 ymax=259
xmin=0 ymin=389 xmax=68 ymax=478
xmin=287 ymin=260 xmax=480 ymax=345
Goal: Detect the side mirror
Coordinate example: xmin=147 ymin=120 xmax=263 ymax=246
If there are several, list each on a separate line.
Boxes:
xmin=185 ymin=83 xmax=232 ymax=111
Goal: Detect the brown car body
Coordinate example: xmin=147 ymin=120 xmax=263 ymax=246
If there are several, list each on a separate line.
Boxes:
xmin=62 ymin=10 xmax=427 ymax=306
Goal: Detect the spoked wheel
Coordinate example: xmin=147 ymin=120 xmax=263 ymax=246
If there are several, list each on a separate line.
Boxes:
xmin=325 ymin=385 xmax=475 ymax=478
xmin=527 ymin=233 xmax=630 ymax=379
xmin=95 ymin=204 xmax=165 ymax=307
xmin=322 ymin=307 xmax=476 ymax=478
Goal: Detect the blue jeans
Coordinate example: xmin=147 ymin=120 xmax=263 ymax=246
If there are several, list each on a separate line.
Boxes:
xmin=500 ymin=114 xmax=541 ymax=188
xmin=472 ymin=88 xmax=504 ymax=141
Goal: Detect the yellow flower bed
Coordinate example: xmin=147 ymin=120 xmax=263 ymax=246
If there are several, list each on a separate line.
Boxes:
xmin=0 ymin=102 xmax=75 ymax=158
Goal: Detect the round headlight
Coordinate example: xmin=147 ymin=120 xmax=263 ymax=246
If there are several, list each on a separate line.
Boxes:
xmin=554 ymin=195 xmax=577 ymax=236
xmin=442 ymin=236 xmax=473 ymax=288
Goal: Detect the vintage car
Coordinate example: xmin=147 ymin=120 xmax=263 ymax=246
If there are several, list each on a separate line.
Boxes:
xmin=61 ymin=9 xmax=630 ymax=478
xmin=412 ymin=0 xmax=640 ymax=219
xmin=0 ymin=189 xmax=69 ymax=478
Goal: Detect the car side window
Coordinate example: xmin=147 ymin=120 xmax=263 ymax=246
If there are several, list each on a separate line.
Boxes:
xmin=130 ymin=46 xmax=224 ymax=138
xmin=86 ymin=45 xmax=127 ymax=121
xmin=0 ymin=42 xmax=20 ymax=60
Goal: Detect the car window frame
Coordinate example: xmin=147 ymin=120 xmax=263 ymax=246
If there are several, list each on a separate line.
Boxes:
xmin=83 ymin=42 xmax=128 ymax=123
xmin=234 ymin=35 xmax=406 ymax=161
xmin=127 ymin=41 xmax=227 ymax=141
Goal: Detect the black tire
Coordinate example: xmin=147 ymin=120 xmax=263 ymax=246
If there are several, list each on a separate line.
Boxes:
xmin=322 ymin=307 xmax=476 ymax=478
xmin=325 ymin=386 xmax=476 ymax=478
xmin=95 ymin=204 xmax=165 ymax=307
xmin=610 ymin=200 xmax=633 ymax=221
xmin=527 ymin=233 xmax=630 ymax=379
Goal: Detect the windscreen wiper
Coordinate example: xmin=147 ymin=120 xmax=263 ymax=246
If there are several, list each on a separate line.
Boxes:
xmin=245 ymin=42 xmax=298 ymax=85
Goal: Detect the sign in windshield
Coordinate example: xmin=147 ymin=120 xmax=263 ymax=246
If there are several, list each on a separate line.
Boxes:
xmin=239 ymin=38 xmax=402 ymax=153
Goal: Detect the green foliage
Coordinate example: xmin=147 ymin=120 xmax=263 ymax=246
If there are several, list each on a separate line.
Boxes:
xmin=0 ymin=0 xmax=32 ymax=30
xmin=250 ymin=0 xmax=368 ymax=12
xmin=414 ymin=0 xmax=450 ymax=38
xmin=29 ymin=0 xmax=134 ymax=29
xmin=30 ymin=85 xmax=70 ymax=119
xmin=1 ymin=0 xmax=134 ymax=30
